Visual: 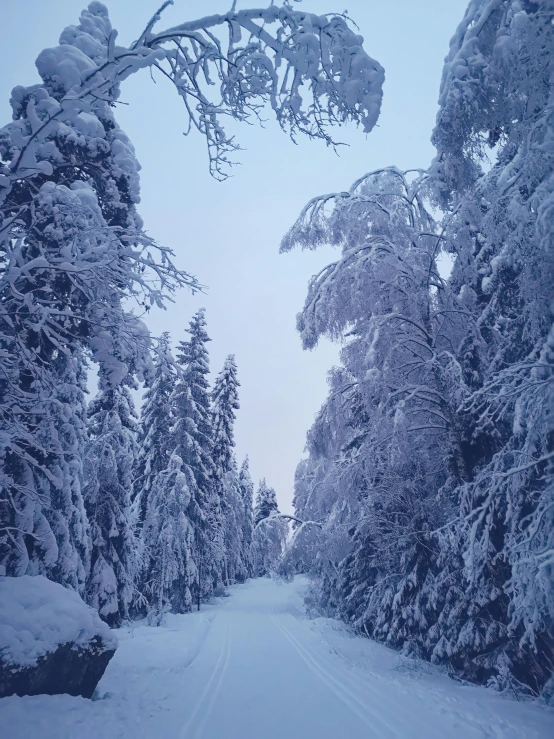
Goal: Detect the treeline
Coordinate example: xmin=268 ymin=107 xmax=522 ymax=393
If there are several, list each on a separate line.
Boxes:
xmin=85 ymin=309 xmax=259 ymax=626
xmin=86 ymin=309 xmax=288 ymax=625
xmin=283 ymin=1 xmax=553 ymax=699
xmin=4 ymin=297 xmax=286 ymax=627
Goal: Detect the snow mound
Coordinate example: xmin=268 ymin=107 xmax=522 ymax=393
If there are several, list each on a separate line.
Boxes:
xmin=0 ymin=576 xmax=117 ymax=668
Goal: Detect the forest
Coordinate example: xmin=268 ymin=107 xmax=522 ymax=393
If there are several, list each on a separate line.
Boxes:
xmin=0 ymin=0 xmax=552 ymax=726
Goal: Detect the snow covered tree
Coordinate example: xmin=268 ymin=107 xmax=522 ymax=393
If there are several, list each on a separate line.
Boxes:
xmin=0 ymin=322 xmax=91 ymax=591
xmin=141 ymin=453 xmax=196 ymax=621
xmin=252 ymin=480 xmax=288 ymax=576
xmin=254 ymin=479 xmax=279 ymax=526
xmin=282 ymin=0 xmax=554 ymax=698
xmin=133 ymin=333 xmax=178 ymax=528
xmin=278 ymin=462 xmax=325 ymax=581
xmin=83 ymin=371 xmax=139 ymax=627
xmin=212 ymin=356 xmax=240 ymax=475
xmin=0 ymin=4 xmax=189 ymax=587
xmin=0 ymin=1 xmax=382 ymax=587
xmin=171 ymin=309 xmax=219 ymax=598
xmin=211 ymin=355 xmax=244 ymax=585
xmin=239 ymin=457 xmax=255 ymax=579
xmin=282 ymin=165 xmax=465 ymax=637
xmin=419 ymin=0 xmax=554 ymax=694
xmin=219 ymin=471 xmax=246 ymax=586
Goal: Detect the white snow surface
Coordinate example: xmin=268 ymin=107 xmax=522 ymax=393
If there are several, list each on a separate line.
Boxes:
xmin=0 ymin=576 xmax=551 ymax=738
xmin=0 ymin=576 xmax=117 ymax=667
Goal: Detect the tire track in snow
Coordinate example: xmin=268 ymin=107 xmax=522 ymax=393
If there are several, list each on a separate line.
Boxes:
xmin=180 ymin=617 xmax=231 ymax=739
xmin=271 ymin=612 xmax=398 ymax=738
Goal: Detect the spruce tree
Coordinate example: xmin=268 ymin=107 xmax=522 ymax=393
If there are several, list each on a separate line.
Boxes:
xmin=0 ymin=339 xmax=91 ymax=591
xmin=171 ymin=309 xmax=219 ymax=598
xmin=211 ymin=356 xmax=244 ymax=584
xmin=0 ymin=5 xmax=189 ymax=587
xmin=239 ymin=458 xmax=255 ymax=580
xmin=254 ymin=480 xmax=280 ymax=526
xmin=211 ymin=356 xmax=240 ymax=475
xmin=141 ymin=453 xmax=196 ymax=621
xmin=252 ymin=480 xmax=287 ymax=576
xmin=134 ymin=333 xmax=178 ymax=528
xmin=83 ymin=372 xmax=139 ymax=627
xmin=44 ymin=350 xmax=91 ymax=593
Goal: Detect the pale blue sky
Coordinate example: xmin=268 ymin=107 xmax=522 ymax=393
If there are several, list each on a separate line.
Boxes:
xmin=1 ymin=1 xmax=467 ymax=512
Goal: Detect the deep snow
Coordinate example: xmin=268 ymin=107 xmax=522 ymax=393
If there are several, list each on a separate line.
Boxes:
xmin=0 ymin=576 xmax=552 ymax=738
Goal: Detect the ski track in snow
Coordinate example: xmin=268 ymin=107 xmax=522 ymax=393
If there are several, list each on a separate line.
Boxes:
xmin=1 ymin=577 xmax=552 ymax=739
xmin=180 ymin=617 xmax=231 ymax=739
xmin=271 ymin=610 xmax=396 ymax=736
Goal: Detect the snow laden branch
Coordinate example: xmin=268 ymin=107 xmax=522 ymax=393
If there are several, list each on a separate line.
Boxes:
xmin=254 ymin=512 xmax=323 ymax=530
xmin=142 ymin=5 xmax=384 ymax=178
xmin=0 ymin=3 xmax=384 ymax=193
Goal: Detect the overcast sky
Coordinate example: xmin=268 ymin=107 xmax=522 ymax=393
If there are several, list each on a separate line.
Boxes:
xmin=2 ymin=0 xmax=467 ymax=513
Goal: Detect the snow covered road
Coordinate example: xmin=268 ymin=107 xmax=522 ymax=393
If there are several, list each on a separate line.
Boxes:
xmin=1 ymin=577 xmax=552 ymax=738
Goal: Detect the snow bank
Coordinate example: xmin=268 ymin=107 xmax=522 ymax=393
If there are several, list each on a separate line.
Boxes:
xmin=0 ymin=576 xmax=117 ymax=668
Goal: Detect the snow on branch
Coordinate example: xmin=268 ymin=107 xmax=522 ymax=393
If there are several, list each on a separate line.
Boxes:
xmin=145 ymin=6 xmax=384 ymax=178
xmin=0 ymin=4 xmax=384 ymax=192
xmin=254 ymin=512 xmax=323 ymax=530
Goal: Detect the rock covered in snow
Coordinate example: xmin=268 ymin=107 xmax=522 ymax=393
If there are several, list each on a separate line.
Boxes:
xmin=0 ymin=575 xmax=117 ymax=698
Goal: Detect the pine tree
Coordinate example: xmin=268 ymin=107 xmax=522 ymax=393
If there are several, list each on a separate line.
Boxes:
xmin=141 ymin=453 xmax=196 ymax=622
xmin=83 ymin=372 xmax=139 ymax=627
xmin=171 ymin=309 xmax=219 ymax=598
xmin=134 ymin=333 xmax=178 ymax=528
